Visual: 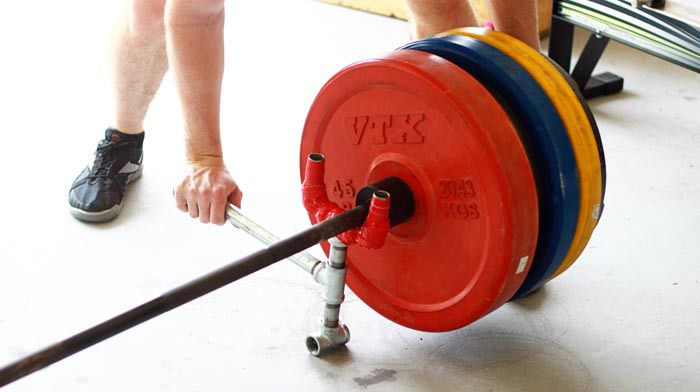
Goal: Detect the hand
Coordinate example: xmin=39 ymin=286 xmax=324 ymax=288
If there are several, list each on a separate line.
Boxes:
xmin=174 ymin=161 xmax=243 ymax=225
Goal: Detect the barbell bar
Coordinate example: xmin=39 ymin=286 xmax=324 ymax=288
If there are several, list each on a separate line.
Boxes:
xmin=0 ymin=171 xmax=415 ymax=387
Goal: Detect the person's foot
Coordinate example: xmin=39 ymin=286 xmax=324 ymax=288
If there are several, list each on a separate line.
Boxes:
xmin=68 ymin=128 xmax=144 ymax=222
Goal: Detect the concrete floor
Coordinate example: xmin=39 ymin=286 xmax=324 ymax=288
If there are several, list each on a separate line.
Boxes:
xmin=1 ymin=1 xmax=699 ymax=391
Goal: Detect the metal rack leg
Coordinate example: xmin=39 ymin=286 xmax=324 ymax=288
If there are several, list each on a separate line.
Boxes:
xmin=549 ymin=16 xmax=576 ymax=72
xmin=572 ymin=34 xmax=624 ymax=98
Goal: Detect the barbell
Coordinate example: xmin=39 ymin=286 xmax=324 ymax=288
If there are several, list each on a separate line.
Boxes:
xmin=0 ymin=27 xmax=605 ymax=387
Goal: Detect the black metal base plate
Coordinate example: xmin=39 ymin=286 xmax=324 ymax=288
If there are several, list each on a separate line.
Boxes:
xmin=583 ymin=72 xmax=624 ymax=98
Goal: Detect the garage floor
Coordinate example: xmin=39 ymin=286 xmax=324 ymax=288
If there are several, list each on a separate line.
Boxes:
xmin=1 ymin=1 xmax=699 ymax=391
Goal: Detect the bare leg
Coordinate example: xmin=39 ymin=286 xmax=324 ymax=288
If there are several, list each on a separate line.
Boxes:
xmin=487 ymin=0 xmax=540 ymax=51
xmin=404 ymin=0 xmax=477 ymax=39
xmin=110 ymin=0 xmax=168 ymax=134
xmin=167 ymin=0 xmax=243 ymax=224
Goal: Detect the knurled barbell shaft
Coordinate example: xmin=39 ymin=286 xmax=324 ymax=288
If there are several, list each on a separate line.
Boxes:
xmin=0 ymin=203 xmax=369 ymax=388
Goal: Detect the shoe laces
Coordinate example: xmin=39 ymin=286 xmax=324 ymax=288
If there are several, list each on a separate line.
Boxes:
xmin=87 ymin=140 xmax=123 ymax=181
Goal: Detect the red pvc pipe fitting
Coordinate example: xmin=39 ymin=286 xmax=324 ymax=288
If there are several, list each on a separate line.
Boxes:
xmin=302 ymin=154 xmax=357 ymax=244
xmin=302 ymin=154 xmax=390 ymax=249
xmin=357 ymin=191 xmax=391 ymax=249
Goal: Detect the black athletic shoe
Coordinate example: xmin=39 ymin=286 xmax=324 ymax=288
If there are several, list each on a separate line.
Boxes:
xmin=68 ymin=128 xmax=144 ymax=222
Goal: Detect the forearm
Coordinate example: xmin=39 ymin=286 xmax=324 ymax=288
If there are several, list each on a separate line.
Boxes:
xmin=165 ymin=0 xmax=226 ymax=164
xmin=487 ymin=0 xmax=540 ymax=50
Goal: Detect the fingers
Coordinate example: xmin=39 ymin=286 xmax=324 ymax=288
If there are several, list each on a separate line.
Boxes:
xmin=174 ymin=165 xmax=242 ymax=225
xmin=198 ymin=199 xmax=211 ymax=224
xmin=208 ymin=185 xmax=241 ymax=226
xmin=175 ymin=187 xmax=188 ymax=212
xmin=185 ymin=184 xmax=199 ymax=219
xmin=210 ymin=185 xmax=228 ymax=225
xmin=228 ymin=186 xmax=243 ymax=209
xmin=174 ymin=180 xmax=202 ymax=219
xmin=194 ymin=184 xmax=212 ymax=224
xmin=188 ymin=201 xmax=200 ymax=219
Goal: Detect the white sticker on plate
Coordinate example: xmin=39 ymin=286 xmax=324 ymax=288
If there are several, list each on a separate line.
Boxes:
xmin=516 ymin=256 xmax=529 ymax=274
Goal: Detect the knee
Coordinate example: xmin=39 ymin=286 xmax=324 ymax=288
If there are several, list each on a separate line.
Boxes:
xmin=166 ymin=0 xmax=225 ymax=27
xmin=126 ymin=0 xmax=166 ymax=35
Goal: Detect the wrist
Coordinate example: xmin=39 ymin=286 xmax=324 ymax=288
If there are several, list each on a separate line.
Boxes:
xmin=186 ymin=153 xmax=225 ymax=168
xmin=185 ymin=131 xmax=224 ymax=167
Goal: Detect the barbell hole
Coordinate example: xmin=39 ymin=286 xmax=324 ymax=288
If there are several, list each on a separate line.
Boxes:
xmin=373 ymin=190 xmax=390 ymax=200
xmin=308 ymin=153 xmax=325 ymax=163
